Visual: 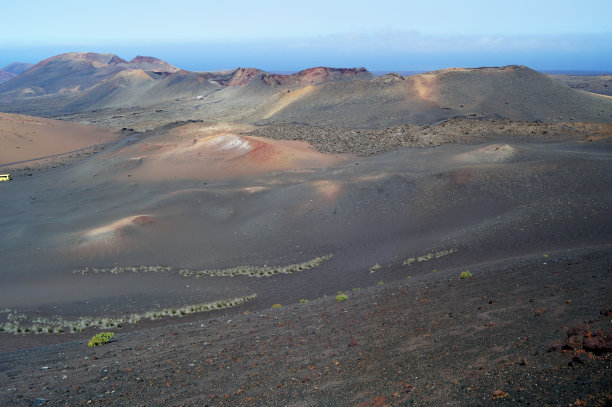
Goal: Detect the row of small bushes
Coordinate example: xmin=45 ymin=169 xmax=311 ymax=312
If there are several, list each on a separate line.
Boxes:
xmin=73 ymin=254 xmax=334 ymax=279
xmin=0 ymin=294 xmax=257 ymax=335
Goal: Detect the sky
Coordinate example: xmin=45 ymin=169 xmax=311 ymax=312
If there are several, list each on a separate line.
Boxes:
xmin=1 ymin=0 xmax=611 ymax=72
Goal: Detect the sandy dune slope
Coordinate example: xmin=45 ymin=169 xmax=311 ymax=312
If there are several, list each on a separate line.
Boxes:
xmin=0 ymin=112 xmax=118 ymax=166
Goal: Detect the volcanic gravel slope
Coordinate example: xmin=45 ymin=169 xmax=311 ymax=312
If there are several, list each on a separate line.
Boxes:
xmin=0 ymin=246 xmax=610 ymax=406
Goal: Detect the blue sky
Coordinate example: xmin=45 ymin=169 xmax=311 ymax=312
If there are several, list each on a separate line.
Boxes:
xmin=1 ymin=0 xmax=611 ymax=72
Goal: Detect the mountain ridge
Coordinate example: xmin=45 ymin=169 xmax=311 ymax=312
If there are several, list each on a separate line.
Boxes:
xmin=0 ymin=52 xmax=611 ymax=128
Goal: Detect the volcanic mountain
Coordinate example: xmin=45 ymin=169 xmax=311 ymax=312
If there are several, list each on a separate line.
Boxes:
xmin=253 ymin=65 xmax=612 ymax=127
xmin=1 ymin=54 xmax=610 ymax=128
xmin=0 ymin=53 xmax=376 ymax=116
xmin=0 ymin=53 xmax=178 ymax=100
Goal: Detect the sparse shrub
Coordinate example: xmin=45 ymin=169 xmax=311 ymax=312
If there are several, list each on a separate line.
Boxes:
xmin=460 ymin=271 xmax=473 ymax=279
xmin=272 ymin=303 xmax=282 ymax=308
xmin=377 ymin=281 xmax=384 ymax=285
xmin=336 ymin=293 xmax=348 ymax=301
xmin=299 ymin=299 xmax=308 ymax=304
xmin=88 ymin=332 xmax=114 ymax=347
xmin=403 ymin=258 xmax=416 ymax=266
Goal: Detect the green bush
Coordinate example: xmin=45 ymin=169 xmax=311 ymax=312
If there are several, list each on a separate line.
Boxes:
xmin=336 ymin=293 xmax=348 ymax=301
xmin=88 ymin=332 xmax=114 ymax=347
xmin=460 ymin=271 xmax=473 ymax=279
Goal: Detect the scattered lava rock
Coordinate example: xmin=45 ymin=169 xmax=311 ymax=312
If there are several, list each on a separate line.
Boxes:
xmin=572 ymin=350 xmax=594 ymax=365
xmin=547 ymin=341 xmax=564 ymax=352
xmin=491 ymin=389 xmax=508 ymax=400
xmin=548 ymin=322 xmax=612 ymax=364
xmin=584 ymin=330 xmax=612 ymax=354
xmin=534 ymin=307 xmax=548 ymax=316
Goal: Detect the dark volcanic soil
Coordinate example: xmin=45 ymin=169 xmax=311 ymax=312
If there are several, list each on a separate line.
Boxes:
xmin=1 ymin=246 xmax=610 ymax=406
xmin=242 ymin=118 xmax=612 ymax=156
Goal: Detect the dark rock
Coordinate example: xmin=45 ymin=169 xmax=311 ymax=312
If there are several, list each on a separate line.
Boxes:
xmin=572 ymin=350 xmax=594 ymax=364
xmin=547 ymin=341 xmax=564 ymax=352
xmin=565 ymin=334 xmax=584 ymax=350
xmin=584 ymin=330 xmax=612 ymax=354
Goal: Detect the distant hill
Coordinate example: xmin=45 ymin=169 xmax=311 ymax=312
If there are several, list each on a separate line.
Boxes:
xmin=2 ymin=62 xmax=34 ymax=75
xmin=0 ymin=70 xmax=16 ymax=84
xmin=0 ymin=53 xmax=178 ymax=100
xmin=0 ymin=53 xmax=131 ymax=98
xmin=548 ymin=74 xmax=612 ymax=96
xmin=0 ymin=53 xmax=375 ymax=115
xmin=119 ymin=56 xmax=179 ymax=73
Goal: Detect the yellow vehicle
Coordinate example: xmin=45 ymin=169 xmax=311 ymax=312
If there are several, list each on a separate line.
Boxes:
xmin=0 ymin=174 xmax=11 ymax=181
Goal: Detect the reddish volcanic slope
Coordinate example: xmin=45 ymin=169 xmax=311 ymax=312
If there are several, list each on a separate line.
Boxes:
xmin=226 ymin=68 xmax=266 ymax=86
xmin=262 ymin=67 xmax=373 ymax=87
xmin=76 ymin=122 xmax=350 ymax=182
